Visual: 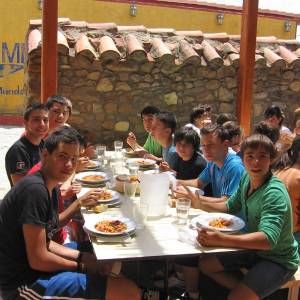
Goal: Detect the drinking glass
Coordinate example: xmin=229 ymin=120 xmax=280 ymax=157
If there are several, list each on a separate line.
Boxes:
xmin=123 ymin=181 xmax=138 ymax=198
xmin=96 ymin=145 xmax=106 ymax=164
xmin=114 ymin=141 xmax=123 ymax=159
xmin=176 ymin=198 xmax=191 ymax=225
xmin=128 ymin=163 xmax=139 ymax=176
xmin=133 ymin=203 xmax=148 ymax=229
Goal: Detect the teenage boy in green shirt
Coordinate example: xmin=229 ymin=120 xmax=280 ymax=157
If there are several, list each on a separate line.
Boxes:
xmin=184 ymin=134 xmax=299 ymax=300
xmin=126 ymin=106 xmax=162 ymax=158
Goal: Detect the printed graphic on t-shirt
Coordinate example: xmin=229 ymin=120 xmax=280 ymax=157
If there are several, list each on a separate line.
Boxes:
xmin=16 ymin=161 xmax=25 ymax=170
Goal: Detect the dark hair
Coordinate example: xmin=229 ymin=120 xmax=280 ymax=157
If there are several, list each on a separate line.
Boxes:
xmin=44 ymin=125 xmax=80 ymax=154
xmin=141 ymin=106 xmax=160 ymax=118
xmin=174 ymin=127 xmax=200 ymax=151
xmin=23 ymin=103 xmax=48 ymax=121
xmin=200 ymin=123 xmax=230 ymax=142
xmin=222 ymin=121 xmax=242 ymax=141
xmin=264 ymin=105 xmax=285 ymax=126
xmin=273 ymin=137 xmax=300 ymax=171
xmin=155 ymin=112 xmax=177 ymax=133
xmin=216 ymin=113 xmax=237 ymax=126
xmin=240 ymin=134 xmax=277 ymax=160
xmin=190 ymin=104 xmax=211 ymax=124
xmin=293 ymin=108 xmax=300 ymax=128
xmin=45 ymin=95 xmax=72 ymax=114
xmin=253 ymin=121 xmax=280 ymax=144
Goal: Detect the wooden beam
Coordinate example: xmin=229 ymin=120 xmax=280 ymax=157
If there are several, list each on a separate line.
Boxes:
xmin=237 ymin=0 xmax=259 ymax=136
xmin=41 ymin=0 xmax=58 ymax=103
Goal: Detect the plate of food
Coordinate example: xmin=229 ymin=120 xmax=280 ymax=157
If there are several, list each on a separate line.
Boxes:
xmin=126 ymin=158 xmax=157 ymax=168
xmin=85 ymin=160 xmax=100 ymax=170
xmin=75 ymin=171 xmax=109 ymax=184
xmin=190 ymin=213 xmax=245 ymax=233
xmin=124 ymin=148 xmax=139 ymax=158
xmin=84 ymin=216 xmax=136 ymax=236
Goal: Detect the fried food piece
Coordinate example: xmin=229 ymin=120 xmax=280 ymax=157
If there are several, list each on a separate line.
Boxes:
xmin=209 ymin=218 xmax=232 ymax=229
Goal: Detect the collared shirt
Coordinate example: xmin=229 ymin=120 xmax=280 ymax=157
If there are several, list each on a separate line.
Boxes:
xmin=198 ymin=153 xmax=245 ymax=197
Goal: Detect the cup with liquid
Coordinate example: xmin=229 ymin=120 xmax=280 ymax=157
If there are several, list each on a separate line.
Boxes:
xmin=114 ymin=141 xmax=123 ymax=159
xmin=176 ymin=198 xmax=191 ymax=225
xmin=96 ymin=145 xmax=106 ymax=164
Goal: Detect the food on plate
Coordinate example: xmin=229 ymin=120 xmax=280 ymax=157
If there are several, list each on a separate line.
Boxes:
xmin=82 ymin=174 xmax=104 ymax=182
xmin=97 ymin=189 xmax=113 ymax=201
xmin=208 ymin=218 xmax=232 ymax=229
xmin=86 ymin=161 xmax=98 ymax=168
xmin=136 ymin=159 xmax=152 ymax=166
xmin=95 ymin=220 xmax=127 ymax=233
xmin=129 ymin=175 xmax=139 ymax=183
xmin=92 ymin=204 xmax=108 ymax=213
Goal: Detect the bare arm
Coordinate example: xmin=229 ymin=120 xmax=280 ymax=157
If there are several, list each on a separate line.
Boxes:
xmin=58 ymin=189 xmax=104 ymax=227
xmin=197 ymin=229 xmax=270 ymax=250
xmin=198 ymin=195 xmax=229 ymax=204
xmin=23 ymin=224 xmax=78 ymax=272
xmin=23 ymin=224 xmax=113 ymax=275
xmin=176 ymin=178 xmax=201 ymax=188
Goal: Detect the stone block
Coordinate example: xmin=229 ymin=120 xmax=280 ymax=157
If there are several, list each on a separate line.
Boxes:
xmin=140 ymin=63 xmax=154 ymax=73
xmin=104 ymin=103 xmax=117 ymax=113
xmin=115 ymin=82 xmax=131 ymax=91
xmin=206 ymin=80 xmax=221 ymax=90
xmin=87 ymin=72 xmax=100 ymax=81
xmin=115 ymin=121 xmax=129 ymax=132
xmin=102 ymin=120 xmax=115 ymax=130
xmin=282 ymin=71 xmax=295 ymax=82
xmin=218 ymin=87 xmax=234 ymax=102
xmin=130 ymin=74 xmax=142 ymax=83
xmin=75 ymin=70 xmax=89 ymax=77
xmin=219 ymin=103 xmax=234 ymax=113
xmin=164 ymin=92 xmax=178 ymax=105
xmin=96 ymin=78 xmax=114 ymax=92
xmin=289 ymin=81 xmax=300 ymax=92
xmin=93 ymin=103 xmax=103 ymax=113
xmin=225 ymin=77 xmax=237 ymax=89
xmin=118 ymin=104 xmax=132 ymax=113
xmin=119 ymin=73 xmax=130 ymax=81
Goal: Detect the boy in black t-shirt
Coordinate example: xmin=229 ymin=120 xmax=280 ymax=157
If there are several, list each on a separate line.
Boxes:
xmin=160 ymin=127 xmax=207 ymax=180
xmin=5 ymin=103 xmax=49 ymax=186
xmin=0 ymin=126 xmax=140 ymax=300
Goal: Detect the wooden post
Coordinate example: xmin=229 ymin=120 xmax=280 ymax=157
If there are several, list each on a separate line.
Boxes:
xmin=237 ymin=0 xmax=259 ymax=136
xmin=41 ymin=0 xmax=58 ymax=103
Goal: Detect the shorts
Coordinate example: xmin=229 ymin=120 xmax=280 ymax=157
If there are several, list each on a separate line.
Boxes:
xmin=15 ymin=241 xmax=107 ymax=300
xmin=216 ymin=251 xmax=296 ymax=299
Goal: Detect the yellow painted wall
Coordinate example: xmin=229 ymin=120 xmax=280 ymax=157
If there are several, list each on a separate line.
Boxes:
xmin=0 ymin=0 xmax=297 ymax=115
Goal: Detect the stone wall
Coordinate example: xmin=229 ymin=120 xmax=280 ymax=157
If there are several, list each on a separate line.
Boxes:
xmin=25 ymin=53 xmax=300 ymax=146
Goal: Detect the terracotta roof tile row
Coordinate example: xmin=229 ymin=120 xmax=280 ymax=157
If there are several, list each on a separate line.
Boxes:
xmin=27 ymin=19 xmax=300 ymax=69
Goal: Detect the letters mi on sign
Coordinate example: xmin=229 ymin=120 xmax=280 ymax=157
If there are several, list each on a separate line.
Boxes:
xmin=0 ymin=42 xmax=25 ymax=78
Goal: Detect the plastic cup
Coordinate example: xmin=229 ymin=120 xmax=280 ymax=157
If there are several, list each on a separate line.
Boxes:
xmin=96 ymin=145 xmax=106 ymax=164
xmin=176 ymin=198 xmax=191 ymax=225
xmin=133 ymin=203 xmax=148 ymax=229
xmin=128 ymin=163 xmax=139 ymax=175
xmin=124 ymin=181 xmax=138 ymax=197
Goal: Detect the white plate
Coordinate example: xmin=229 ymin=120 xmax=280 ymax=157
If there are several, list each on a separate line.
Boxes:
xmin=126 ymin=158 xmax=157 ymax=168
xmin=78 ymin=188 xmax=121 ymax=204
xmin=190 ymin=213 xmax=245 ymax=232
xmin=75 ymin=171 xmax=109 ymax=184
xmin=84 ymin=216 xmax=136 ymax=236
xmin=84 ymin=160 xmax=101 ymax=170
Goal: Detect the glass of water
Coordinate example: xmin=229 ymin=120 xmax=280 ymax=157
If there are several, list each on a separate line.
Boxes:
xmin=133 ymin=202 xmax=148 ymax=229
xmin=176 ymin=198 xmax=191 ymax=225
xmin=128 ymin=163 xmax=139 ymax=176
xmin=114 ymin=141 xmax=123 ymax=159
xmin=96 ymin=145 xmax=106 ymax=164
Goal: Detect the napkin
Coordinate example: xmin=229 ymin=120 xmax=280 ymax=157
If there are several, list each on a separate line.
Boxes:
xmin=178 ymin=228 xmax=201 ymax=248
